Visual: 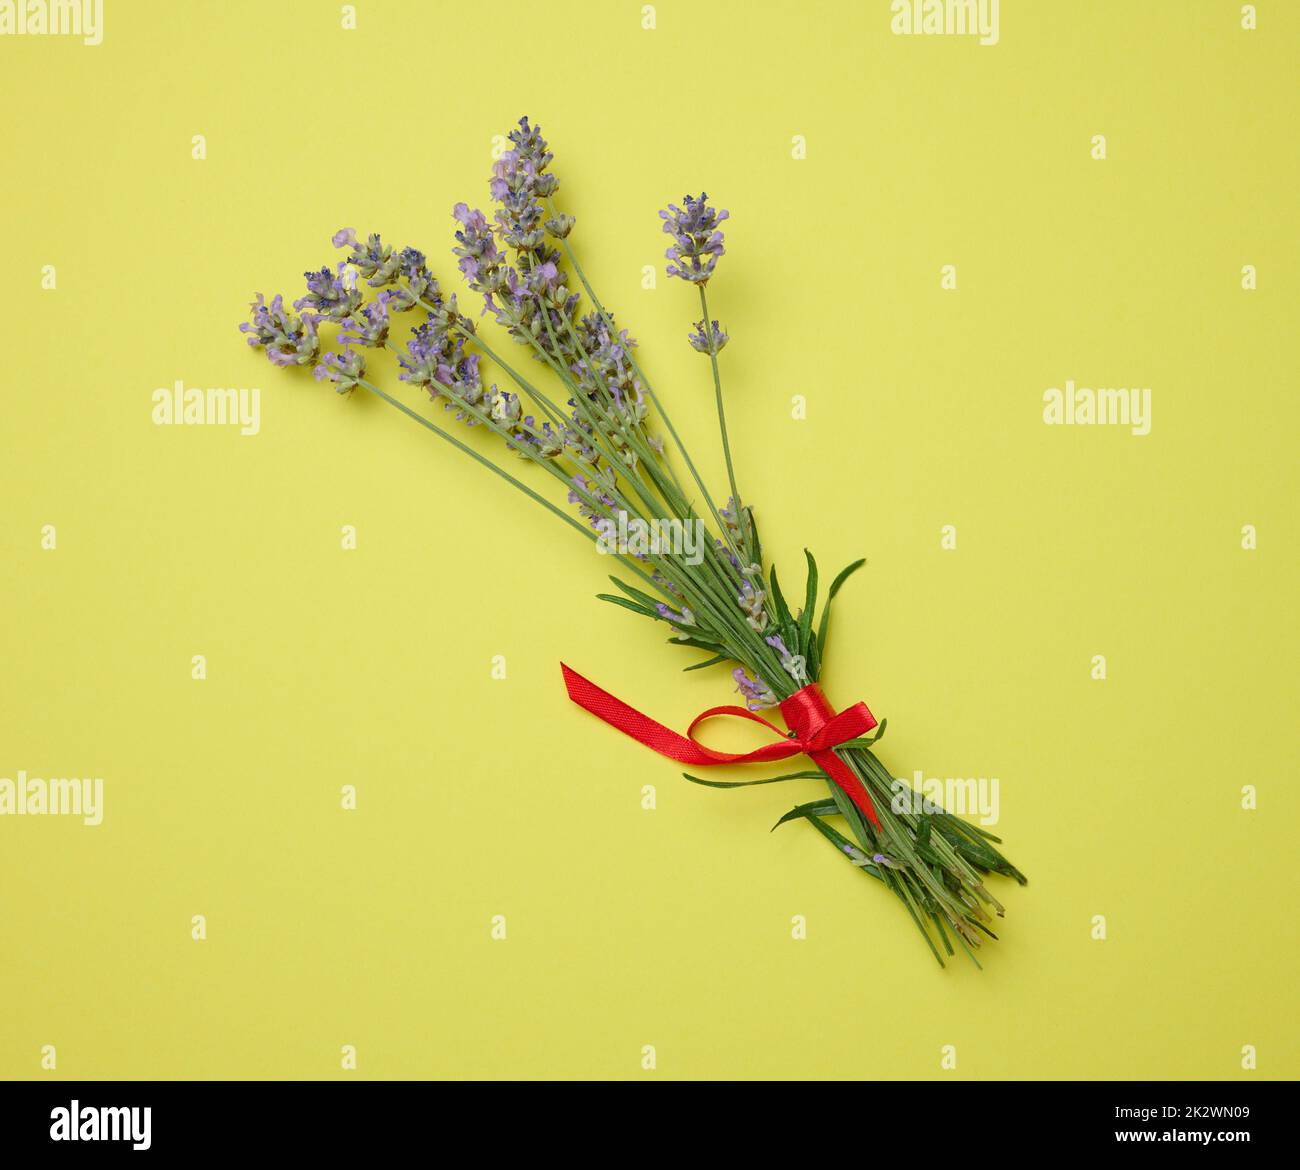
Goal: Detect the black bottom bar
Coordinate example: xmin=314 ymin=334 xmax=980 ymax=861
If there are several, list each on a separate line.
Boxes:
xmin=0 ymin=1079 xmax=1291 ymax=1155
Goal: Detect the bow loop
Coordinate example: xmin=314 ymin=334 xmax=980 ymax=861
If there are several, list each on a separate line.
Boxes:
xmin=685 ymin=705 xmax=802 ymax=763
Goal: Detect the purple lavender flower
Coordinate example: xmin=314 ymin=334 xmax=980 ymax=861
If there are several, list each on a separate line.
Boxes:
xmin=239 ymin=293 xmax=320 ymax=367
xmin=766 ymin=633 xmax=808 ymax=683
xmin=464 ymin=124 xmax=586 ymax=358
xmin=526 ymin=260 xmax=562 ymax=298
xmin=568 ymin=471 xmax=626 ymax=533
xmin=508 ymin=116 xmax=558 ymax=196
xmin=386 ymin=247 xmax=441 ymax=312
xmin=397 ymin=316 xmax=491 ymax=426
xmin=720 ymin=498 xmax=750 ymax=552
xmin=656 ymin=602 xmax=696 ymax=628
xmin=490 ymin=118 xmax=560 ymax=257
xmin=562 ymin=414 xmax=599 ymax=465
xmin=567 ymin=473 xmax=616 ymax=511
xmin=765 ymin=634 xmax=792 ymax=663
xmin=397 ymin=319 xmax=535 ymax=456
xmin=335 ymin=230 xmax=405 ymax=287
xmin=732 ymin=667 xmax=777 ymax=711
xmin=492 ymin=152 xmax=548 ymax=252
xmin=737 ymin=578 xmax=767 ymax=632
xmin=660 ymin=193 xmax=729 ymax=284
xmin=433 ymin=349 xmax=486 ymax=422
xmin=688 ymin=318 xmax=728 ymax=355
xmin=452 ymin=203 xmax=504 ymax=293
xmin=482 ymin=266 xmax=525 ymax=322
xmin=714 ymin=537 xmax=741 ymax=571
xmin=330 ymin=227 xmax=441 ymax=309
xmin=572 ymin=314 xmax=643 ymax=412
xmin=840 ymin=843 xmax=903 ymax=871
xmin=651 ymin=570 xmax=684 ymax=600
xmin=520 ymin=416 xmax=563 ymax=458
xmin=397 ymin=316 xmax=451 ymax=392
xmin=487 ymin=387 xmax=523 ymax=426
xmin=313 ymin=347 xmax=366 ymax=394
xmin=485 ymin=390 xmax=561 ymax=459
xmin=339 ymin=293 xmax=392 ymax=347
xmin=544 ymin=212 xmax=575 ymax=240
xmin=295 ymin=263 xmax=362 ymax=322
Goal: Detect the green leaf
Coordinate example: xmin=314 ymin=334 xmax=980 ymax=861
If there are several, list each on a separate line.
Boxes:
xmin=682 ymin=653 xmax=729 ymax=672
xmin=930 ymin=912 xmax=957 ymax=957
xmin=684 ymin=770 xmax=824 ymax=790
xmin=797 ymin=549 xmax=819 ymax=661
xmin=608 ymin=575 xmax=664 ymax=612
xmin=835 ymin=719 xmax=887 ymax=750
xmin=768 ymin=564 xmax=794 ymax=629
xmin=815 ymin=557 xmax=866 ymax=659
xmin=768 ymin=564 xmax=799 ymax=654
xmin=745 ymin=506 xmax=762 ymax=567
xmin=932 ymin=818 xmax=1020 ymax=878
xmin=669 ymin=635 xmax=726 ymax=653
xmin=596 ymin=593 xmax=656 ymax=618
xmin=805 ymin=629 xmax=822 ymax=682
xmin=771 ymin=799 xmax=840 ymax=829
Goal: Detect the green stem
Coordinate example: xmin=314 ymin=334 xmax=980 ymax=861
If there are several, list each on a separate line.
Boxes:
xmin=698 ymin=283 xmax=751 ymax=556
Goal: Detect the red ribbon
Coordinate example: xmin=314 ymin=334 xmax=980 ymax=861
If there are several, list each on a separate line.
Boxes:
xmin=560 ymin=663 xmax=882 ymax=829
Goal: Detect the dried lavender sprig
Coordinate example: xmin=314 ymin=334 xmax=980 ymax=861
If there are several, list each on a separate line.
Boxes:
xmin=660 ymin=193 xmax=729 ymax=285
xmin=239 ymin=294 xmax=320 ymax=367
xmin=658 ymin=193 xmax=753 ymax=558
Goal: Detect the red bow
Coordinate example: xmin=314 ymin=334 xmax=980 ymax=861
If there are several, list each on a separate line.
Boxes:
xmin=560 ymin=663 xmax=882 ymax=829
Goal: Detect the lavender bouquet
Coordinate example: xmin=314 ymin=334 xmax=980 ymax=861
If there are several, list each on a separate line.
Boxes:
xmin=240 ymin=117 xmax=1025 ymax=966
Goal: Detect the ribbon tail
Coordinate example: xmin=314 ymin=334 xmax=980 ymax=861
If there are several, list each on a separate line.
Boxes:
xmin=561 ymin=662 xmax=799 ymax=768
xmin=810 ymin=748 xmax=882 ymax=831
xmin=561 ymin=663 xmax=707 ymax=765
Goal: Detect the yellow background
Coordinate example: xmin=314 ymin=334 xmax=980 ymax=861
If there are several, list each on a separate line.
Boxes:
xmin=2 ymin=0 xmax=1296 ymax=1080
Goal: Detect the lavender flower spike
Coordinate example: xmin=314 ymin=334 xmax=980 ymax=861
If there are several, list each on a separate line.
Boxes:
xmin=335 ymin=230 xmax=404 ymax=288
xmin=732 ymin=667 xmax=777 ymax=711
xmin=295 ymin=262 xmax=362 ymax=322
xmin=338 ymin=293 xmax=392 ymax=348
xmin=452 ymin=203 xmax=504 ymax=294
xmin=239 ymin=293 xmax=320 ymax=367
xmin=660 ymin=193 xmax=729 ymax=285
xmin=688 ymin=318 xmax=728 ymax=355
xmin=313 ymin=347 xmax=366 ymax=394
xmin=656 ymin=602 xmax=697 ymax=629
